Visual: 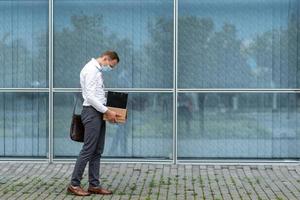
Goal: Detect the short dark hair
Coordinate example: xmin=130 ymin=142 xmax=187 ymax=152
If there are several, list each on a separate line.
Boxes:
xmin=101 ymin=51 xmax=120 ymax=63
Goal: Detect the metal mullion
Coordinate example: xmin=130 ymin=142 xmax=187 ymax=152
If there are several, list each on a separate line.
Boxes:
xmin=173 ymin=0 xmax=178 ymax=164
xmin=53 ymin=158 xmax=173 ymax=164
xmin=177 ymin=159 xmax=300 ymax=165
xmin=0 ymin=88 xmax=49 ymax=92
xmin=103 ymin=88 xmax=174 ymax=92
xmin=53 ymin=88 xmax=174 ymax=92
xmin=177 ymin=90 xmax=300 ymax=93
xmin=0 ymin=158 xmax=48 ymax=162
xmin=178 ymin=88 xmax=300 ymax=92
xmin=48 ymin=0 xmax=53 ymax=163
xmin=1 ymin=158 xmax=299 ymax=165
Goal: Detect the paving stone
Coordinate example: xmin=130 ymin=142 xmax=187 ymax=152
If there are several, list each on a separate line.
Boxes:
xmin=0 ymin=163 xmax=300 ymax=200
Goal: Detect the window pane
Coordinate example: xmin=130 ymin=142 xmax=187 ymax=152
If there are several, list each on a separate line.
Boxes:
xmin=54 ymin=92 xmax=173 ymax=159
xmin=54 ymin=0 xmax=173 ymax=88
xmin=0 ymin=93 xmax=48 ymax=157
xmin=178 ymin=93 xmax=300 ymax=159
xmin=0 ymin=0 xmax=48 ymax=88
xmin=178 ymin=0 xmax=300 ymax=88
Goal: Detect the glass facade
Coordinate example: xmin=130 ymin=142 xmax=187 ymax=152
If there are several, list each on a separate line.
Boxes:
xmin=53 ymin=0 xmax=173 ymax=88
xmin=0 ymin=93 xmax=48 ymax=157
xmin=178 ymin=93 xmax=300 ymax=159
xmin=0 ymin=0 xmax=48 ymax=88
xmin=178 ymin=0 xmax=300 ymax=88
xmin=54 ymin=92 xmax=173 ymax=159
xmin=0 ymin=0 xmax=300 ymax=161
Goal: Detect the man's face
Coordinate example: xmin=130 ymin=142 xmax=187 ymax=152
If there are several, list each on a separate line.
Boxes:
xmin=102 ymin=55 xmax=118 ymax=68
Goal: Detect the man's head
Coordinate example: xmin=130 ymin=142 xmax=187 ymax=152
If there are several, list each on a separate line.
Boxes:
xmin=97 ymin=50 xmax=120 ymax=69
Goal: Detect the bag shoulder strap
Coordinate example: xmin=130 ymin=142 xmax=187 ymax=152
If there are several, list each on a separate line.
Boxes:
xmin=73 ymin=94 xmax=83 ymax=115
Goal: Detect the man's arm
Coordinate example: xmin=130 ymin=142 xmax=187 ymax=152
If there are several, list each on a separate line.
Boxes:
xmin=84 ymin=71 xmax=108 ymax=113
xmin=84 ymin=71 xmax=120 ymax=122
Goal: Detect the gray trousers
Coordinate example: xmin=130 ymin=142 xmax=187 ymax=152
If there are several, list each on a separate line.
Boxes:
xmin=71 ymin=106 xmax=106 ymax=187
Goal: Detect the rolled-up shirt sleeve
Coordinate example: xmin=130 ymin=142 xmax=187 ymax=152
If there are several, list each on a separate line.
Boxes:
xmin=84 ymin=71 xmax=108 ymax=113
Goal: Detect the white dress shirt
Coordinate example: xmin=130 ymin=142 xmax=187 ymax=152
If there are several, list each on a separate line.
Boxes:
xmin=80 ymin=58 xmax=108 ymax=113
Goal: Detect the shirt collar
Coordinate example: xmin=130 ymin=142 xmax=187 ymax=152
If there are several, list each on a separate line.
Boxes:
xmin=91 ymin=58 xmax=101 ymax=70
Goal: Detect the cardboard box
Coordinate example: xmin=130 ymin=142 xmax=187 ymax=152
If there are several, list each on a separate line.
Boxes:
xmin=103 ymin=91 xmax=128 ymax=123
xmin=103 ymin=106 xmax=127 ymax=123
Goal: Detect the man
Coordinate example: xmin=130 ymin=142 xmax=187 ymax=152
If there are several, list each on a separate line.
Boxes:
xmin=67 ymin=51 xmax=120 ymax=196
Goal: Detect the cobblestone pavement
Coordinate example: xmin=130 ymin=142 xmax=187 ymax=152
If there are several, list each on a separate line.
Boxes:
xmin=0 ymin=162 xmax=300 ymax=200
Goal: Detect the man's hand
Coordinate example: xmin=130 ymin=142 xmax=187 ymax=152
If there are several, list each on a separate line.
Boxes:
xmin=105 ymin=109 xmax=122 ymax=123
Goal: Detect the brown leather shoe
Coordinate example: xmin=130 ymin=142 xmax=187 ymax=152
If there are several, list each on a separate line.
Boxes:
xmin=88 ymin=186 xmax=113 ymax=195
xmin=67 ymin=184 xmax=91 ymax=196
